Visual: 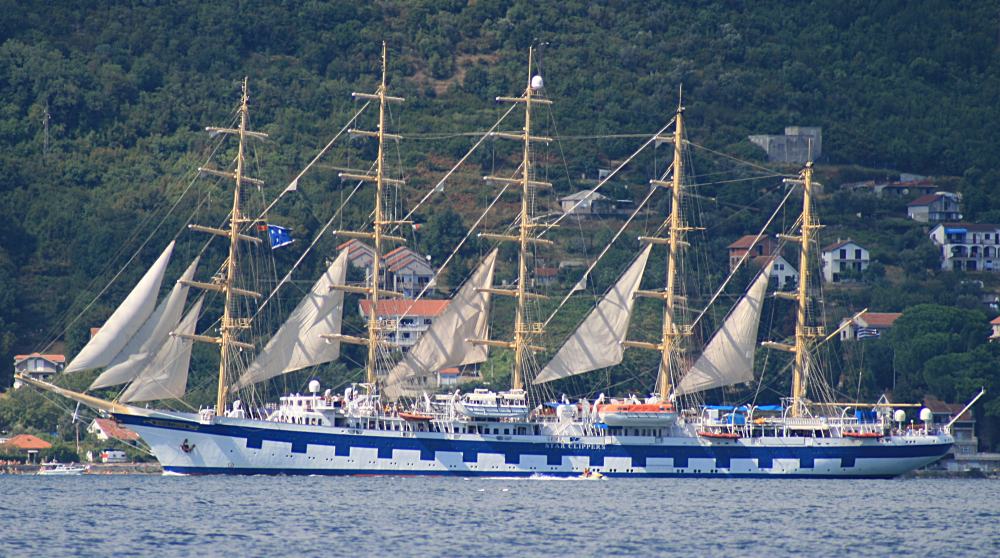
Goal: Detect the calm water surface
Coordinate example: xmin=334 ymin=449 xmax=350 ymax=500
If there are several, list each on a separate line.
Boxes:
xmin=1 ymin=475 xmax=997 ymax=557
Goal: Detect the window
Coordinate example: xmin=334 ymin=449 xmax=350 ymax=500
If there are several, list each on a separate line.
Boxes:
xmin=854 ymin=249 xmax=862 ymax=260
xmin=840 ymin=249 xmax=847 ymax=259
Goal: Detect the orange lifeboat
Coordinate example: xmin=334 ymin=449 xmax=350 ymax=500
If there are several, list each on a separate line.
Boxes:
xmin=842 ymin=431 xmax=883 ymax=439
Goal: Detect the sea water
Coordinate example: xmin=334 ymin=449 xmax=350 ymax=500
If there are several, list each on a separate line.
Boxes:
xmin=1 ymin=475 xmax=997 ymax=557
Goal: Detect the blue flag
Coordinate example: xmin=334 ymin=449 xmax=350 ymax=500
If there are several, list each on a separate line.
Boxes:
xmin=267 ymin=224 xmax=294 ymax=249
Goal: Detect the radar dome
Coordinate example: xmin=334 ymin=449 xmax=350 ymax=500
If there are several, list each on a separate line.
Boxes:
xmin=309 ymin=379 xmax=321 ymax=394
xmin=530 ymin=75 xmax=544 ymax=90
xmin=919 ymin=408 xmax=933 ymax=422
xmin=893 ymin=409 xmax=906 ymax=423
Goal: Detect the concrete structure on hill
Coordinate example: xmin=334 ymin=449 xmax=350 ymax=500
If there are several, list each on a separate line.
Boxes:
xmin=839 ymin=311 xmax=902 ymax=341
xmin=928 ymin=223 xmax=1000 ymax=272
xmin=907 ymin=192 xmax=962 ymax=222
xmin=727 ymin=235 xmax=781 ymax=272
xmin=821 ymin=240 xmax=870 ymax=283
xmin=359 ymin=299 xmax=450 ymax=350
xmin=748 ymin=126 xmax=822 ymax=164
xmin=12 ymin=353 xmax=65 ymax=389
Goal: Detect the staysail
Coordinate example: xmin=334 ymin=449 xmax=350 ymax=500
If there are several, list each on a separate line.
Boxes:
xmin=675 ymin=262 xmax=773 ymax=396
xmin=383 ymin=249 xmax=498 ymax=399
xmin=534 ymin=244 xmax=653 ymax=384
xmin=89 ymin=257 xmax=199 ymax=390
xmin=120 ymin=296 xmax=204 ymax=403
xmin=66 ymin=242 xmax=176 ymax=373
xmin=232 ymin=250 xmax=349 ymax=391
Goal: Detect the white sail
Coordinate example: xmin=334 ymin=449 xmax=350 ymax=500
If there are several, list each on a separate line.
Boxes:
xmin=89 ymin=257 xmax=199 ymax=390
xmin=120 ymin=296 xmax=204 ymax=403
xmin=66 ymin=242 xmax=176 ymax=373
xmin=384 ymin=249 xmax=498 ymax=399
xmin=675 ymin=262 xmax=773 ymax=396
xmin=534 ymin=244 xmax=653 ymax=384
xmin=232 ymin=250 xmax=349 ymax=391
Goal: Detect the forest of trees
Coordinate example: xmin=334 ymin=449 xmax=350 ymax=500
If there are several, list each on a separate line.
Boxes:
xmin=1 ymin=1 xmax=1000 ymax=448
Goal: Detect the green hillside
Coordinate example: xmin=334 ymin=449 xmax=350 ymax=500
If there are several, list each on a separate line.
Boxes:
xmin=2 ymin=1 xmax=1000 ymax=448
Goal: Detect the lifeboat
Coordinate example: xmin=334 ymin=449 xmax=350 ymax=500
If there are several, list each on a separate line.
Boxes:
xmin=842 ymin=431 xmax=883 ymax=439
xmin=597 ymin=402 xmax=677 ymax=427
xmin=697 ymin=431 xmax=741 ymax=439
xmin=398 ymin=411 xmax=434 ymax=422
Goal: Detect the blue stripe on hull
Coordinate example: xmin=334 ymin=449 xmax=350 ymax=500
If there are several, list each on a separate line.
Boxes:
xmin=162 ymin=466 xmax=897 ymax=479
xmin=117 ymin=413 xmax=950 ymax=475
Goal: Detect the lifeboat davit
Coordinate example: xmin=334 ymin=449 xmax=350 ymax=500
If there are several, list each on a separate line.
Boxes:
xmin=597 ymin=403 xmax=677 ymax=427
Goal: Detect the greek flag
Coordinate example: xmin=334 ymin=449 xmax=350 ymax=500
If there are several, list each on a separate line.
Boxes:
xmin=857 ymin=327 xmax=880 ymax=339
xmin=267 ymin=224 xmax=294 ymax=249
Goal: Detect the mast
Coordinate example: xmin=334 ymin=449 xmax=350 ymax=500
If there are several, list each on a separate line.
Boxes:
xmin=791 ymin=162 xmax=817 ymax=416
xmin=764 ymin=161 xmax=823 ymax=417
xmin=183 ymin=78 xmax=266 ymax=415
xmin=473 ymin=47 xmax=554 ymax=391
xmin=625 ymin=97 xmax=694 ymax=403
xmin=329 ymin=42 xmax=407 ymax=388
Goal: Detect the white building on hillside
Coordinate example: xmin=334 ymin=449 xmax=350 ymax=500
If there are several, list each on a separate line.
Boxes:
xmin=12 ymin=353 xmax=65 ymax=389
xmin=821 ymin=240 xmax=870 ymax=283
xmin=928 ymin=223 xmax=1000 ymax=272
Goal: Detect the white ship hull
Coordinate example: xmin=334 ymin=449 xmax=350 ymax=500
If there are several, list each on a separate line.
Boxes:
xmin=117 ymin=411 xmax=952 ymax=478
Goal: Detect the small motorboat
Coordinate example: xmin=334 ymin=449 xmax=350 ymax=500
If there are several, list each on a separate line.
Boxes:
xmin=579 ymin=468 xmax=606 ymax=480
xmin=37 ymin=463 xmax=88 ymax=476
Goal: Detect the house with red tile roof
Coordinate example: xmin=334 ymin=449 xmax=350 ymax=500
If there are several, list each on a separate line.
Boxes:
xmin=907 ymin=192 xmax=961 ymax=223
xmin=12 ymin=353 xmax=65 ymax=389
xmin=726 ymin=235 xmax=780 ymax=271
xmin=87 ymin=418 xmax=141 ymax=442
xmin=383 ymin=246 xmax=435 ymax=297
xmin=359 ymin=299 xmax=450 ymax=349
xmin=838 ymin=311 xmax=903 ymax=341
xmin=990 ymin=316 xmax=1000 ymax=342
xmin=1 ymin=434 xmax=52 ymax=462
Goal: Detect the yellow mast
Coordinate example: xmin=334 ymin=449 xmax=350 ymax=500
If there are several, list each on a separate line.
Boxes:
xmin=473 ymin=47 xmax=554 ymax=391
xmin=625 ymin=99 xmax=693 ymax=403
xmin=181 ymin=79 xmax=266 ymax=415
xmin=763 ymin=162 xmax=823 ymax=416
xmin=790 ymin=162 xmax=818 ymax=416
xmin=328 ymin=42 xmax=407 ymax=390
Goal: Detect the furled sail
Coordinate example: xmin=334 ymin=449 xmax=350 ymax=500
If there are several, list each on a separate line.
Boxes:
xmin=383 ymin=249 xmax=498 ymax=399
xmin=120 ymin=296 xmax=204 ymax=403
xmin=89 ymin=257 xmax=199 ymax=390
xmin=232 ymin=250 xmax=349 ymax=391
xmin=66 ymin=242 xmax=176 ymax=373
xmin=534 ymin=244 xmax=653 ymax=384
xmin=675 ymin=262 xmax=773 ymax=396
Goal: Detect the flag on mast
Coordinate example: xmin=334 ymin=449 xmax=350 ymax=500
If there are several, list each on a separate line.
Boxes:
xmin=267 ymin=225 xmax=294 ymax=249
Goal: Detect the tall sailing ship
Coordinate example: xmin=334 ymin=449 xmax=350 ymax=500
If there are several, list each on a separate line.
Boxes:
xmin=19 ymin=45 xmax=956 ymax=478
